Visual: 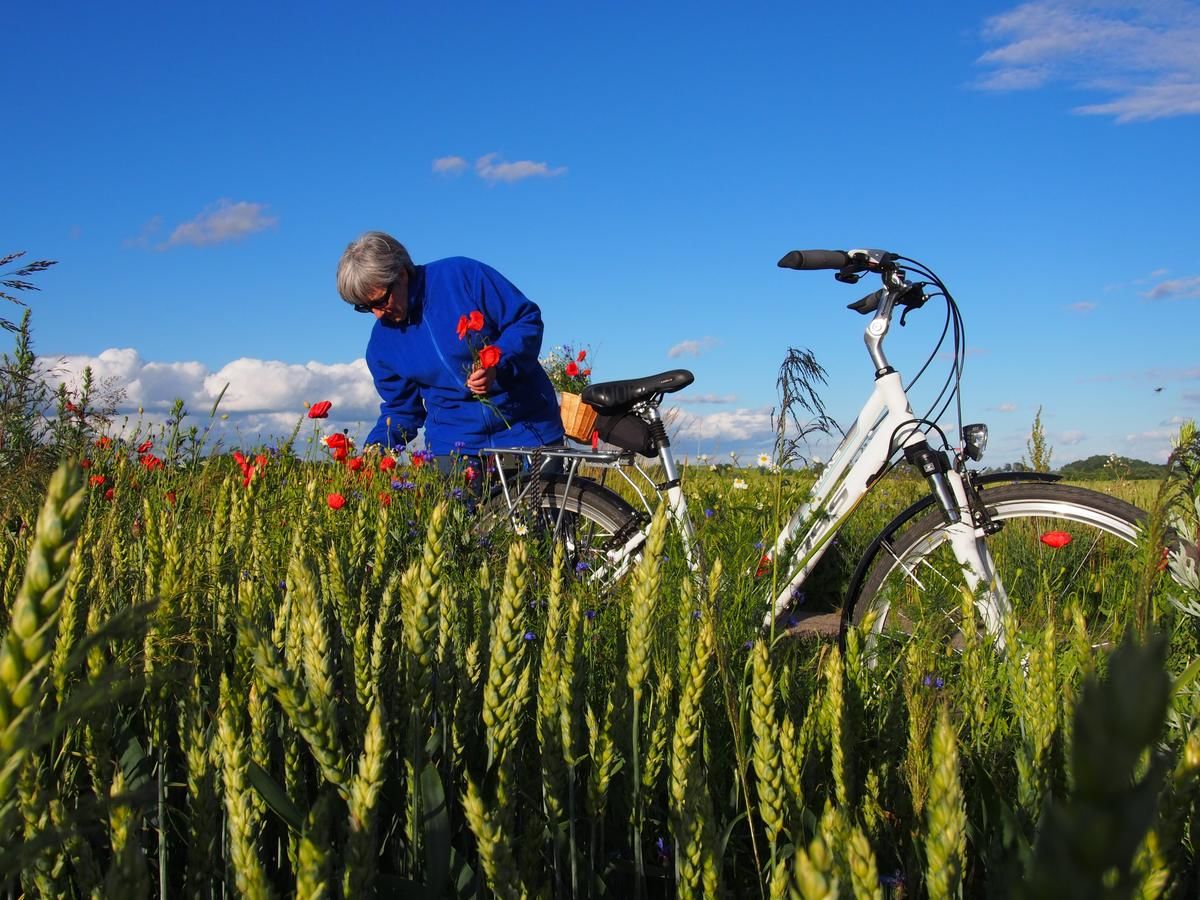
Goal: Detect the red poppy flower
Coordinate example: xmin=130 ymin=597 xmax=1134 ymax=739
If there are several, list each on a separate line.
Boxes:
xmin=411 ymin=452 xmax=426 ymax=469
xmin=333 ymin=447 xmax=348 ymax=462
xmin=80 ymin=458 xmax=92 ymax=469
xmin=327 ymin=493 xmax=346 ymax=510
xmin=322 ymin=433 xmax=350 ymax=451
xmin=582 ymin=368 xmax=591 ymax=376
xmin=233 ymin=451 xmax=248 ymax=468
xmin=380 ymin=456 xmax=397 ymax=471
xmin=467 ymin=310 xmax=484 ymax=332
xmin=456 ymin=315 xmax=470 ymax=340
xmin=308 ymin=400 xmax=332 ymax=419
xmin=479 ymin=345 xmax=502 ymax=369
xmin=89 ymin=474 xmax=106 ymax=487
xmin=136 ymin=440 xmax=154 ymax=453
xmin=464 ymin=465 xmax=477 ymax=483
xmin=347 ymin=456 xmax=364 ymax=472
xmin=139 ymin=454 xmax=165 ymax=471
xmin=255 ymin=454 xmax=268 ymax=469
xmin=379 ymin=492 xmax=392 ymax=506
xmin=104 ymin=488 xmax=115 ymax=501
xmin=166 ymin=490 xmax=177 ymax=506
xmin=577 ymin=349 xmax=587 ymax=361
xmin=95 ymin=436 xmax=113 ymax=449
xmin=755 ymin=553 xmax=772 ymax=578
xmin=566 ymin=361 xmax=580 ymax=377
xmin=1040 ymin=531 xmax=1072 ymax=549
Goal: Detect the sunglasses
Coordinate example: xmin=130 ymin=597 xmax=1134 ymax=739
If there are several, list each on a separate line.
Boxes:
xmin=353 ymin=278 xmax=396 ymax=313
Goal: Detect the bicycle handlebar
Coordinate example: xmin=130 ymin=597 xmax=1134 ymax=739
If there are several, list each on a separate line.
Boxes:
xmin=776 ymin=249 xmax=851 ymax=271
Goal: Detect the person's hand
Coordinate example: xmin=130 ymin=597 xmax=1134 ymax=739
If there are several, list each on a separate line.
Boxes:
xmin=467 ymin=365 xmax=496 ymax=395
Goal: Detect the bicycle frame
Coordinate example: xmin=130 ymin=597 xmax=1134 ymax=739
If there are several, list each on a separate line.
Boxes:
xmin=486 ymin=261 xmax=1011 ymax=638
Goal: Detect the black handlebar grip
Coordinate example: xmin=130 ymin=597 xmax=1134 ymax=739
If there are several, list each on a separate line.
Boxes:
xmin=777 ymin=249 xmax=851 ymax=270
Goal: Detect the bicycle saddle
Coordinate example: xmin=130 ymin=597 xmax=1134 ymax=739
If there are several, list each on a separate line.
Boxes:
xmin=580 ymin=369 xmax=694 ymax=413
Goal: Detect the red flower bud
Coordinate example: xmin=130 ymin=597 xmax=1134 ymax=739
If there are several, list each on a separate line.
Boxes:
xmin=1040 ymin=530 xmax=1072 ymax=548
xmin=479 ymin=345 xmax=502 ymax=369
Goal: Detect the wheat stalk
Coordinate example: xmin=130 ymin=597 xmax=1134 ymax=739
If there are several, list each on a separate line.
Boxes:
xmin=924 ymin=705 xmax=967 ymax=900
xmin=0 ymin=460 xmax=85 ymax=815
xmin=750 ymin=639 xmax=785 ymax=848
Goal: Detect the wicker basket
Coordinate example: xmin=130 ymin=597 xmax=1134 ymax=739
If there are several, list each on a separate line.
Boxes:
xmin=559 ymin=391 xmax=598 ymax=443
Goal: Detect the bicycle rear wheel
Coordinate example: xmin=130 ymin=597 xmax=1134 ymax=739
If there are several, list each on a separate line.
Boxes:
xmin=850 ymin=483 xmax=1174 ymax=653
xmin=484 ymin=475 xmax=644 ymax=582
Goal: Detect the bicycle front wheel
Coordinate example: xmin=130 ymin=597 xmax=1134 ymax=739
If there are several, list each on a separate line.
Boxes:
xmin=850 ymin=483 xmax=1165 ymax=652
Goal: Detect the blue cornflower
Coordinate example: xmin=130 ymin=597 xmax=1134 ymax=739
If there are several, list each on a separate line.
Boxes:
xmin=585 ymin=609 xmax=597 ymax=621
xmin=575 ymin=561 xmax=590 ymax=572
xmin=278 ymin=581 xmax=287 ymax=591
xmin=523 ymin=631 xmax=536 ymax=641
xmin=792 ymin=589 xmax=808 ymax=606
xmin=922 ymin=674 xmax=945 ymax=689
xmin=704 ymin=508 xmax=714 ymax=518
xmin=743 ymin=640 xmax=753 ymax=650
xmin=692 ymin=610 xmax=702 ymax=620
xmin=754 ymin=540 xmax=763 ymax=550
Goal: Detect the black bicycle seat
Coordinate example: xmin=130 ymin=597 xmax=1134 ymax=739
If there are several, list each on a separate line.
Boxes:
xmin=581 ymin=369 xmax=694 ymax=413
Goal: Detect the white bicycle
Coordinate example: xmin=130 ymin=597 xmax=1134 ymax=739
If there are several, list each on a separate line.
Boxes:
xmin=483 ymin=248 xmax=1190 ymax=650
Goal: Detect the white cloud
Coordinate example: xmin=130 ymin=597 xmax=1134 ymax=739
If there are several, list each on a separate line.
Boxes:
xmin=669 ymin=406 xmax=776 ymax=441
xmin=667 ymin=337 xmax=719 ymax=359
xmin=1057 ymin=429 xmax=1087 ymax=446
xmin=678 ymin=393 xmax=739 ymax=405
xmin=474 ymin=153 xmax=567 ymax=184
xmin=994 ymin=402 xmax=1019 ymax=413
xmin=42 ymin=349 xmax=380 ymax=443
xmin=977 ymin=1 xmax=1200 ymax=121
xmin=1070 ymin=301 xmax=1097 ymax=312
xmin=432 ymin=156 xmax=468 ymax=175
xmin=1146 ymin=275 xmax=1200 ymax=300
xmin=162 ymin=199 xmax=278 ymax=248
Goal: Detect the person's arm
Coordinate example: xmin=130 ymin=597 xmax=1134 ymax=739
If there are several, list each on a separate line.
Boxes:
xmin=365 ymin=349 xmax=426 ymax=449
xmin=471 ymin=261 xmax=545 ymax=386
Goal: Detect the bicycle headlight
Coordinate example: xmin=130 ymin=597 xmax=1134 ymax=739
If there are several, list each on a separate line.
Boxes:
xmin=962 ymin=424 xmax=988 ymax=462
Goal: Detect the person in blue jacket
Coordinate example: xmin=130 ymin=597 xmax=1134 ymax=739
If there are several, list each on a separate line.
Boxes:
xmin=336 ymin=231 xmax=565 ymax=467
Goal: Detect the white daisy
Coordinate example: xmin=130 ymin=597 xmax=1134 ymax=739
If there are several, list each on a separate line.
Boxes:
xmin=732 ymin=478 xmax=748 ymax=490
xmin=757 ymin=453 xmax=771 ymax=467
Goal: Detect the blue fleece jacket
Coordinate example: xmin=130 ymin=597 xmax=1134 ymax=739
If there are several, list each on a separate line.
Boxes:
xmin=364 ymin=257 xmax=565 ymax=456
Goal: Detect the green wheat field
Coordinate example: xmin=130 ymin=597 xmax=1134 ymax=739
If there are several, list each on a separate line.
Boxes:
xmin=2 ymin=419 xmax=1200 ymax=898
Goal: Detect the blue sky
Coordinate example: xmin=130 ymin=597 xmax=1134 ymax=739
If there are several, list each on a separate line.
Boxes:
xmin=4 ymin=0 xmax=1198 ymax=465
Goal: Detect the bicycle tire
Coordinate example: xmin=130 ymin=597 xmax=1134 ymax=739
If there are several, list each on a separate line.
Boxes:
xmin=485 ymin=475 xmax=643 ymax=581
xmin=849 ymin=482 xmax=1175 ymax=652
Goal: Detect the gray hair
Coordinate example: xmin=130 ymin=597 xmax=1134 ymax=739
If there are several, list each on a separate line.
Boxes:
xmin=336 ymin=231 xmax=414 ymax=305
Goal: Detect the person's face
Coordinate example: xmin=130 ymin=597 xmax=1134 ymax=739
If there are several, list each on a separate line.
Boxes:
xmin=355 ymin=269 xmax=409 ymax=323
